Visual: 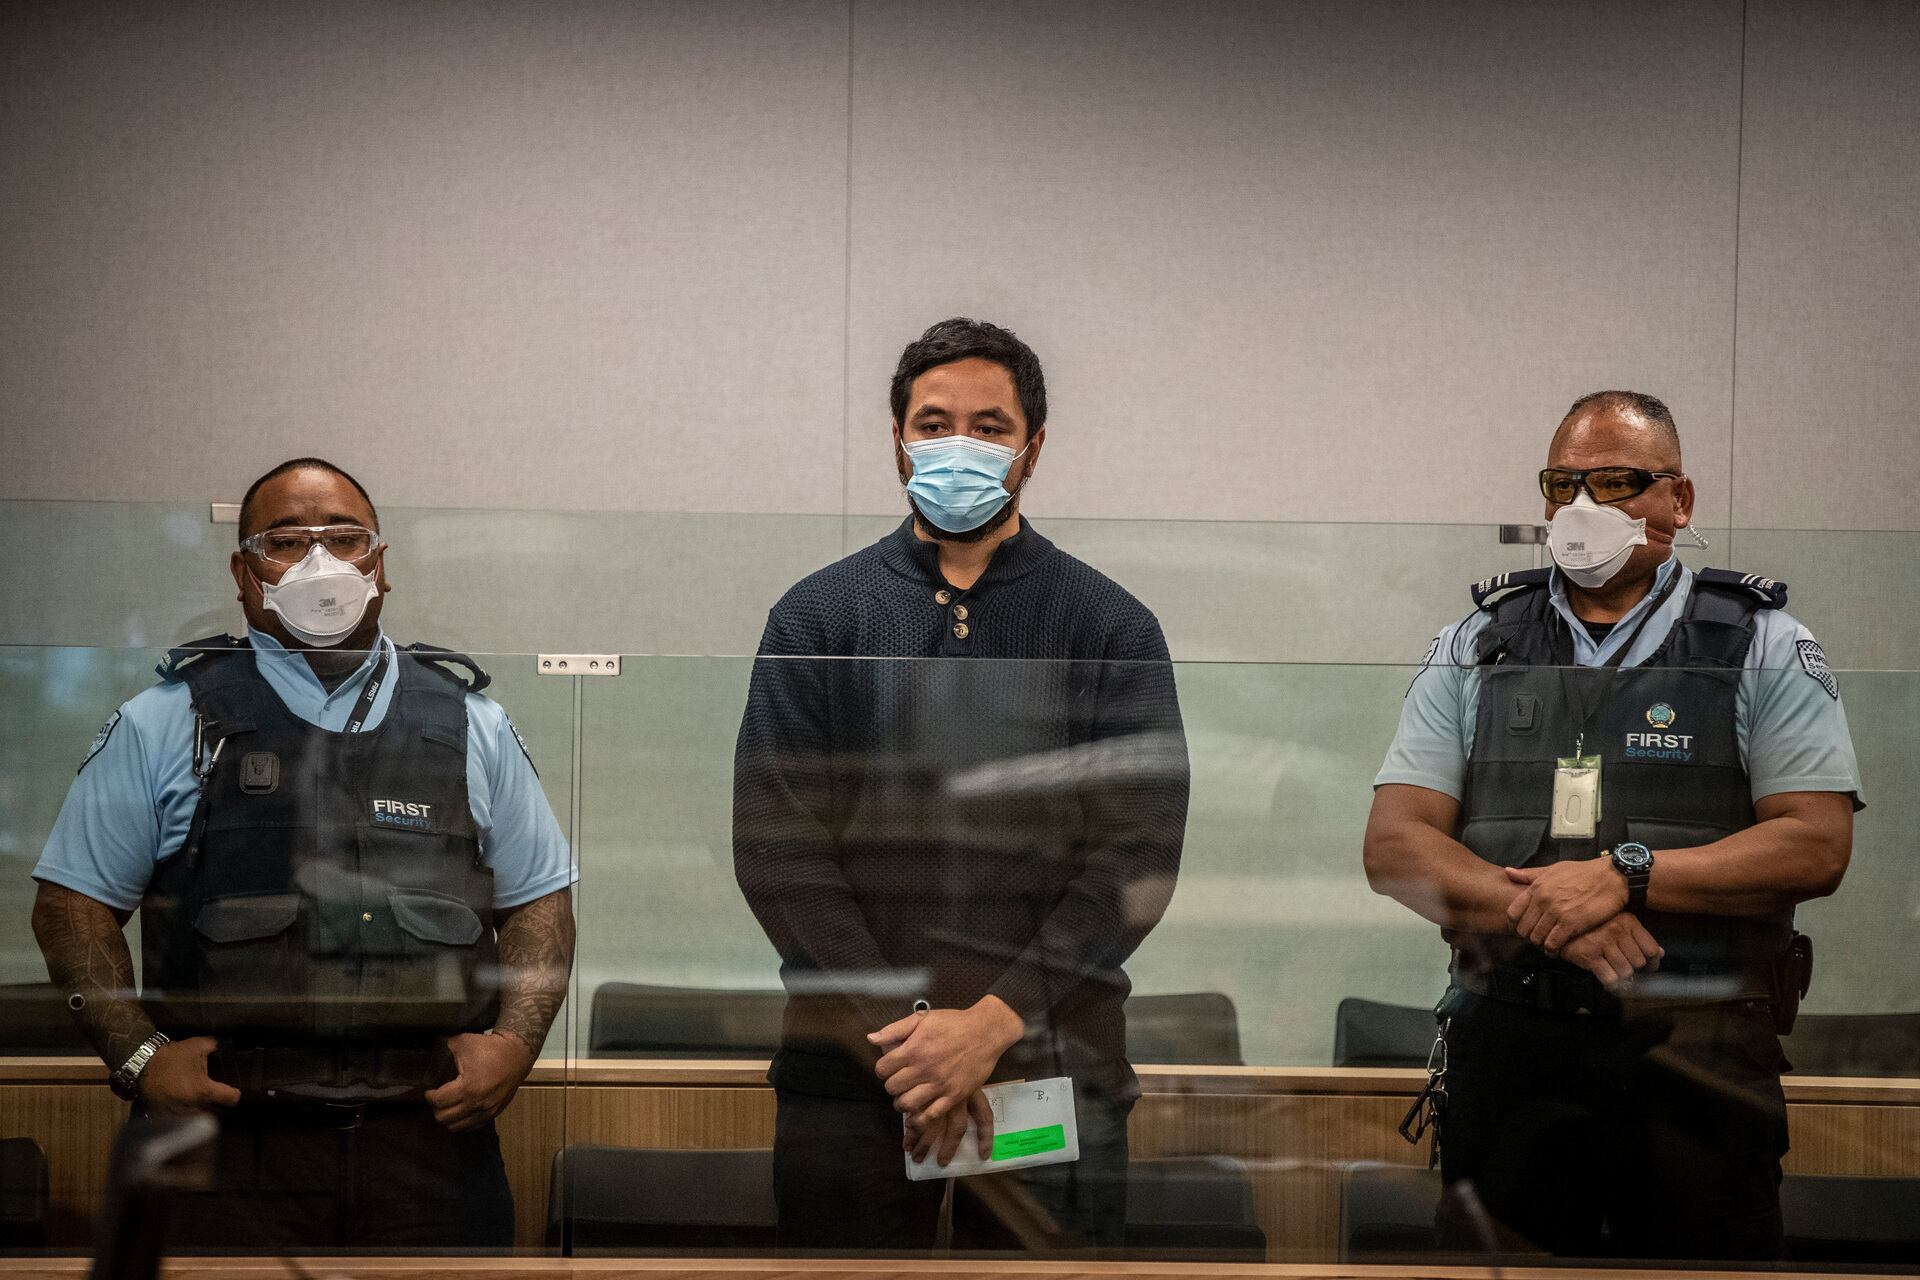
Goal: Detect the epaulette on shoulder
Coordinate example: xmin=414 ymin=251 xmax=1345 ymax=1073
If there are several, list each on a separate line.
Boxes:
xmin=401 ymin=642 xmax=492 ymax=694
xmin=155 ymin=634 xmax=247 ymax=682
xmin=1471 ymin=567 xmax=1553 ymax=610
xmin=1692 ymin=568 xmax=1788 ymax=609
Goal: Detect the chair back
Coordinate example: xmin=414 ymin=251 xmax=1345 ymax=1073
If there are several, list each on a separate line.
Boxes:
xmin=588 ymin=982 xmax=785 ymax=1058
xmin=1125 ymin=993 xmax=1243 ymax=1065
xmin=1332 ymin=997 xmax=1434 ymax=1068
xmin=546 ymin=1145 xmax=777 ymax=1251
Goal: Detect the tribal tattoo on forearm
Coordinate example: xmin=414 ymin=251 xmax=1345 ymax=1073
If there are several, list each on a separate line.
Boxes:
xmin=31 ymin=882 xmax=157 ymax=1070
xmin=493 ymin=888 xmax=575 ymax=1052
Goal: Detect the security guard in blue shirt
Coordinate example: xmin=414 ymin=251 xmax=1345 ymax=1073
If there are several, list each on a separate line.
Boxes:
xmin=1364 ymin=392 xmax=1861 ymax=1261
xmin=31 ymin=458 xmax=575 ymax=1250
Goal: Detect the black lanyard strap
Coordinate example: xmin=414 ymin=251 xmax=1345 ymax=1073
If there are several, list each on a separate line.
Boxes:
xmin=344 ymin=645 xmax=393 ymax=734
xmin=1557 ymin=566 xmax=1683 ymax=755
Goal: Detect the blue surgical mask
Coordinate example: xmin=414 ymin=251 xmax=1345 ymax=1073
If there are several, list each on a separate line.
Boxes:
xmin=901 ymin=437 xmax=1031 ymax=533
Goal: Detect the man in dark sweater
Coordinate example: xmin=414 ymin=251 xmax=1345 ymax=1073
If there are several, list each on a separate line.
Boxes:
xmin=733 ymin=318 xmax=1189 ymax=1253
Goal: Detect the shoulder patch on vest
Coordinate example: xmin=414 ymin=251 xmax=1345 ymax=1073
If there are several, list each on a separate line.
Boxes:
xmin=1405 ymin=633 xmax=1443 ymax=698
xmin=78 ymin=711 xmax=121 ymax=774
xmin=1693 ymin=568 xmax=1788 ymax=609
xmin=1471 ymin=567 xmax=1552 ymax=609
xmin=505 ymin=715 xmax=539 ymax=777
xmin=1796 ymin=638 xmax=1839 ymax=700
xmin=156 ymin=633 xmax=247 ymax=682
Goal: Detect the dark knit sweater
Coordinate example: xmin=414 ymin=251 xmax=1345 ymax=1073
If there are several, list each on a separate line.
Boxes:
xmin=732 ymin=517 xmax=1190 ymax=1100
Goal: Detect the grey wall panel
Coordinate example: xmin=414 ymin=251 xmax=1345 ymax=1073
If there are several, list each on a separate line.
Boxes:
xmin=1730 ymin=0 xmax=1920 ymax=531
xmin=845 ymin=0 xmax=1745 ymax=528
xmin=0 ymin=0 xmax=851 ymax=513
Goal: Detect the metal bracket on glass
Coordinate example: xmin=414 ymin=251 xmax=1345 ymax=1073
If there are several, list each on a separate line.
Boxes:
xmin=1498 ymin=524 xmax=1547 ymax=544
xmin=537 ymin=655 xmax=621 ymax=676
xmin=209 ymin=503 xmax=240 ymax=524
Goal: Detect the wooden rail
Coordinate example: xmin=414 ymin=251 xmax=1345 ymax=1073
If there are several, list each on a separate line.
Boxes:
xmin=3 ymin=1058 xmax=1916 ymax=1257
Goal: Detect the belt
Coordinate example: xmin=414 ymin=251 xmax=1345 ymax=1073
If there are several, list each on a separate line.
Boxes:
xmin=1451 ymin=960 xmax=1772 ymax=1016
xmin=1451 ymin=965 xmax=1612 ymax=1015
xmin=229 ymin=1098 xmax=376 ymax=1129
xmin=209 ymin=1043 xmax=452 ymax=1101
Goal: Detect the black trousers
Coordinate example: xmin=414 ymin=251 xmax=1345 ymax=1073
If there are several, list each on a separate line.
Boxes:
xmin=157 ymin=1099 xmax=515 ymax=1251
xmin=772 ymin=1084 xmax=1133 ymax=1255
xmin=1437 ymin=991 xmax=1789 ymax=1262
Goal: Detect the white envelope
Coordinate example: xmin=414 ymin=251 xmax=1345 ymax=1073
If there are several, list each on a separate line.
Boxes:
xmin=904 ymin=1076 xmax=1079 ymax=1181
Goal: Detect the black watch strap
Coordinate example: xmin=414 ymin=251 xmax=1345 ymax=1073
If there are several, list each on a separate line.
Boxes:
xmin=1612 ymin=842 xmax=1654 ymax=914
xmin=1624 ymin=868 xmax=1651 ymax=914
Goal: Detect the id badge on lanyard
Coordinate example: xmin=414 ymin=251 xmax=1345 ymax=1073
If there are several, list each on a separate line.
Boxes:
xmin=1548 ymin=571 xmax=1679 ymax=842
xmin=1551 ymin=749 xmax=1602 ymax=839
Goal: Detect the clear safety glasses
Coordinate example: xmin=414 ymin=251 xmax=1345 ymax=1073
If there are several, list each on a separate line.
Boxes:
xmin=238 ymin=524 xmax=384 ymax=567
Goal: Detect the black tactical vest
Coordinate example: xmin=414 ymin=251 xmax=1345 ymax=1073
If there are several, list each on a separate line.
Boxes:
xmin=1454 ymin=566 xmax=1793 ymax=977
xmin=141 ymin=637 xmax=498 ymax=1052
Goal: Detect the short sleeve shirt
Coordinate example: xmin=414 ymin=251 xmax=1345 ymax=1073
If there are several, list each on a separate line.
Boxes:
xmin=1375 ymin=559 xmax=1864 ymax=806
xmin=33 ymin=629 xmax=575 ymax=912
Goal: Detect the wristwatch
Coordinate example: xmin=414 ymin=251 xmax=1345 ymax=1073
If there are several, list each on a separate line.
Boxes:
xmin=1610 ymin=841 xmax=1655 ymax=913
xmin=108 ymin=1032 xmax=170 ymax=1101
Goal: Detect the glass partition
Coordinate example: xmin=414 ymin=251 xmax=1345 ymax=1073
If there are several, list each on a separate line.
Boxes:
xmin=12 ymin=495 xmax=1920 ymax=666
xmin=1 ymin=636 xmax=1914 ymax=1268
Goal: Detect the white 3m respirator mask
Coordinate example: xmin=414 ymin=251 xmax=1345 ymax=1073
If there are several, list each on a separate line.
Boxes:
xmin=1548 ymin=492 xmax=1648 ymax=589
xmin=259 ymin=545 xmax=379 ymax=646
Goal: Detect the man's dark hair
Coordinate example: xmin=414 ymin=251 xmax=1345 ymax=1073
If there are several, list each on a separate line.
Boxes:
xmin=238 ymin=457 xmax=378 ymax=540
xmin=889 ymin=318 xmax=1048 ymax=435
xmin=1561 ymin=390 xmax=1682 ymax=462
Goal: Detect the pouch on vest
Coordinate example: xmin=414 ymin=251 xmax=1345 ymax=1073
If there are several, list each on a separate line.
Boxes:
xmin=190 ymin=893 xmax=303 ymax=1035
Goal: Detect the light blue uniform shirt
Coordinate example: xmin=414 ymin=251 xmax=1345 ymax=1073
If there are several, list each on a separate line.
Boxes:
xmin=1376 ymin=558 xmax=1864 ymax=805
xmin=34 ymin=629 xmax=575 ymax=913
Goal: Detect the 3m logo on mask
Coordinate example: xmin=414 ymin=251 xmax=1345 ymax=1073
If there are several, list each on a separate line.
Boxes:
xmin=371 ymin=798 xmax=435 ymax=830
xmin=1625 ymin=703 xmax=1692 ymax=761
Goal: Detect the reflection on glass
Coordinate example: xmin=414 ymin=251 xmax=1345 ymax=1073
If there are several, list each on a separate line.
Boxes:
xmin=3 ymin=648 xmax=1915 ymax=1268
xmin=734 ymin=653 xmax=1189 ymax=1254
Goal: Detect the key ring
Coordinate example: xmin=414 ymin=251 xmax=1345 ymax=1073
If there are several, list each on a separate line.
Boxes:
xmin=1425 ymin=1017 xmax=1450 ymax=1078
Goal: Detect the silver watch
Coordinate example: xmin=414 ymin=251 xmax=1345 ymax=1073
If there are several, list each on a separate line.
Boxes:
xmin=109 ymin=1032 xmax=170 ymax=1101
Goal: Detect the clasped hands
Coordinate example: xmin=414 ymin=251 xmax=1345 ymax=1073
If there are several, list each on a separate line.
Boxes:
xmin=1503 ymin=859 xmax=1663 ymax=987
xmin=869 ymin=995 xmax=1024 ymax=1168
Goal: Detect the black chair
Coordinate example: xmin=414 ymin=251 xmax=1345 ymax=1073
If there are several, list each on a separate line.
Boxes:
xmin=1338 ymin=1163 xmax=1920 ymax=1266
xmin=588 ymin=982 xmax=785 ymax=1058
xmin=1783 ymin=1011 xmax=1920 ymax=1077
xmin=589 ymin=983 xmax=1249 ymax=1066
xmin=0 ymin=983 xmax=91 ymax=1054
xmin=546 ymin=1145 xmax=777 ymax=1252
xmin=1338 ymin=1161 xmax=1442 ymax=1261
xmin=1332 ymin=997 xmax=1434 ymax=1068
xmin=0 ymin=1138 xmax=50 ymax=1249
xmin=1125 ymin=1155 xmax=1264 ymax=1258
xmin=1124 ymin=993 xmax=1243 ymax=1066
xmin=1781 ymin=1173 xmax=1920 ymax=1266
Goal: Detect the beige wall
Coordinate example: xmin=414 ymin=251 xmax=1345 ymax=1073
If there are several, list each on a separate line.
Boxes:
xmin=3 ymin=0 xmax=1915 ymax=531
